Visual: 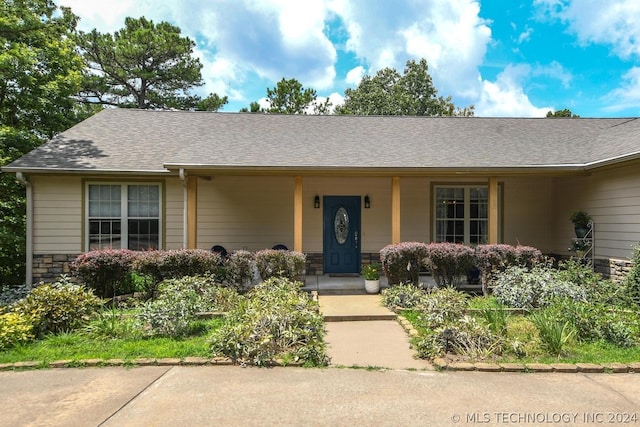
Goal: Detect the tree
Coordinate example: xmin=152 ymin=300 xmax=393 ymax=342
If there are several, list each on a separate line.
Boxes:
xmin=196 ymin=93 xmax=228 ymax=112
xmin=336 ymin=58 xmax=473 ymax=116
xmin=76 ymin=17 xmax=225 ymax=111
xmin=0 ymin=0 xmax=87 ymax=287
xmin=546 ymin=109 xmax=579 ymax=118
xmin=241 ymin=78 xmax=330 ymax=114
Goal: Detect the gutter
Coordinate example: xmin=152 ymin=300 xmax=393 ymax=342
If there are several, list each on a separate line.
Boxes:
xmin=15 ymin=172 xmax=32 ymax=287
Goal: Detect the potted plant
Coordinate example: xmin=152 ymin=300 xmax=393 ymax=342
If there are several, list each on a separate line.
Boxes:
xmin=570 ymin=239 xmax=591 ymax=258
xmin=361 ymin=262 xmax=381 ymax=294
xmin=570 ymin=210 xmax=592 ymax=238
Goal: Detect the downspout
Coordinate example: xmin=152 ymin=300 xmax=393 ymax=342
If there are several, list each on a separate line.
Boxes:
xmin=16 ymin=172 xmax=33 ymax=287
xmin=179 ymin=168 xmax=188 ymax=248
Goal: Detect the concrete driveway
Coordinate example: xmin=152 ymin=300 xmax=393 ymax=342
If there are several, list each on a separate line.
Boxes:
xmin=1 ymin=366 xmax=638 ymax=427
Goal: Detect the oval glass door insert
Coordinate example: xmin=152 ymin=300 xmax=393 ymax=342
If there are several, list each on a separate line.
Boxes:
xmin=334 ymin=207 xmax=350 ymax=244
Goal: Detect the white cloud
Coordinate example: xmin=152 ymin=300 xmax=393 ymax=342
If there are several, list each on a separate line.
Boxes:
xmin=534 ymin=0 xmax=640 ymax=59
xmin=345 ymin=66 xmax=365 ymax=85
xmin=517 ymin=26 xmax=534 ymax=44
xmin=476 ymin=64 xmax=552 ymax=117
xmin=602 ymin=67 xmax=640 ymax=112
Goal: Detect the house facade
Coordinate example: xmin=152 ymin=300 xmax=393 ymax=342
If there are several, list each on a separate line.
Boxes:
xmin=4 ymin=109 xmax=640 ymax=284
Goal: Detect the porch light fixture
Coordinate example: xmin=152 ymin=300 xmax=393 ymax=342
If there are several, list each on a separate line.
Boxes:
xmin=364 ymin=195 xmax=371 ymax=209
xmin=314 ymin=195 xmax=320 ymax=209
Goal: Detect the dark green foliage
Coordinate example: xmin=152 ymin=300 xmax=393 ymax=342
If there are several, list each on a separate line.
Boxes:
xmin=76 ymin=16 xmax=224 ymax=110
xmin=209 ymin=277 xmax=327 ymax=366
xmin=11 ymin=277 xmax=101 ymax=337
xmin=337 ymin=58 xmax=473 ymax=116
xmin=624 ymin=245 xmax=640 ymax=306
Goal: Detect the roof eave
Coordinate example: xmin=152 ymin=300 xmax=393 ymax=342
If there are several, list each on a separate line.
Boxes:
xmin=0 ymin=166 xmax=171 ymax=176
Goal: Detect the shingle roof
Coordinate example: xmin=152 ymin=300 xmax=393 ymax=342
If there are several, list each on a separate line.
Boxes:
xmin=4 ymin=109 xmax=640 ymax=174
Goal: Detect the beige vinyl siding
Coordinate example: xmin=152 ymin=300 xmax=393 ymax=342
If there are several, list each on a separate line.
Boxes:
xmin=197 ymin=176 xmax=294 ymax=251
xmin=400 ymin=177 xmax=430 ymax=243
xmin=551 ymin=161 xmax=640 ymax=260
xmin=32 ymin=176 xmax=82 ymax=254
xmin=164 ymin=178 xmax=184 ymax=249
xmin=499 ymin=176 xmax=554 ymax=252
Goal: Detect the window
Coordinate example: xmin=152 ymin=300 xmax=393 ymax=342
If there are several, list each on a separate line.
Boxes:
xmin=87 ymin=183 xmax=161 ymax=250
xmin=434 ymin=185 xmax=489 ymax=244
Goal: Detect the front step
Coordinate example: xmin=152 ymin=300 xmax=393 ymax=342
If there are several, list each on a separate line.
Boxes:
xmin=323 ymin=313 xmax=397 ymax=322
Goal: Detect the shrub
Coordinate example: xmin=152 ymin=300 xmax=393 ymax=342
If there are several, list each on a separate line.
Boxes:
xmin=0 ymin=284 xmax=30 ymax=309
xmin=380 ymin=242 xmax=428 ymax=286
xmin=417 ymin=287 xmax=469 ymax=329
xmin=381 ymin=283 xmax=426 ymax=310
xmin=224 ymin=250 xmax=256 ymax=291
xmin=478 ymin=299 xmax=511 ymax=335
xmin=424 ymin=243 xmax=476 ymax=288
xmin=545 ymin=299 xmax=638 ymax=347
xmin=490 ymin=265 xmax=587 ymax=309
xmin=415 ymin=316 xmax=500 ymax=360
xmin=505 ymin=316 xmax=542 ymax=358
xmin=624 ymin=245 xmax=640 ymax=306
xmin=0 ymin=311 xmax=34 ymax=349
xmin=557 ymin=258 xmax=626 ymax=305
xmin=134 ymin=249 xmax=224 ymax=286
xmin=254 ymin=249 xmax=306 ymax=281
xmin=475 ymin=244 xmax=544 ymax=295
xmin=71 ymin=249 xmax=136 ymax=298
xmin=136 ymin=275 xmax=235 ymax=337
xmin=12 ymin=277 xmax=102 ymax=337
xmin=209 ymin=277 xmax=327 ymax=367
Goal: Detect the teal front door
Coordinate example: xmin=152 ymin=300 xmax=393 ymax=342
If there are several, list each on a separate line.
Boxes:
xmin=323 ymin=196 xmax=361 ymax=274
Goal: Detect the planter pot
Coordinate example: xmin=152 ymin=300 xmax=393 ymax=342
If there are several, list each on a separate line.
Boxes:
xmin=364 ymin=279 xmax=380 ymax=294
xmin=575 ymin=227 xmax=589 ymax=238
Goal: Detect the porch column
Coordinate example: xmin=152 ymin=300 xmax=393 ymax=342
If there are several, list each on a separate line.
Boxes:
xmin=187 ymin=176 xmax=198 ymax=248
xmin=294 ymin=176 xmax=303 ymax=252
xmin=488 ymin=177 xmax=498 ymax=244
xmin=392 ymin=176 xmax=401 ymax=244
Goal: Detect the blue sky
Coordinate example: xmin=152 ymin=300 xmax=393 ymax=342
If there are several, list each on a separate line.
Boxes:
xmin=57 ymin=0 xmax=640 ymax=117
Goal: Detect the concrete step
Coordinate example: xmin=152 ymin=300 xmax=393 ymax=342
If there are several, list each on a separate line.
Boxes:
xmin=318 ymin=295 xmax=396 ymax=322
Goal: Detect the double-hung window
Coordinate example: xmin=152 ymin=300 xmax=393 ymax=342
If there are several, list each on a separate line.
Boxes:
xmin=87 ymin=183 xmax=161 ymax=250
xmin=434 ymin=185 xmax=489 ymax=244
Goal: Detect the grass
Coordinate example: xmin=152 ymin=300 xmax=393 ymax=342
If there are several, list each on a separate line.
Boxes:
xmin=0 ymin=318 xmax=223 ymax=364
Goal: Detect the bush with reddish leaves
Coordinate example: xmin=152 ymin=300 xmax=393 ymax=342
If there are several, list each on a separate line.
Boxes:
xmin=425 ymin=242 xmax=476 ymax=288
xmin=134 ymin=249 xmax=225 ymax=285
xmin=380 ymin=242 xmax=428 ymax=286
xmin=71 ymin=249 xmax=136 ymax=298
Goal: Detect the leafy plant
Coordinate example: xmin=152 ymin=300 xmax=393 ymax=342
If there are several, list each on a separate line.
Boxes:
xmin=424 ymin=242 xmax=476 ymax=287
xmin=531 ymin=309 xmax=576 ymax=357
xmin=381 ymin=283 xmax=426 ymax=310
xmin=490 ymin=265 xmax=587 ymax=309
xmin=224 ymin=250 xmax=256 ymax=291
xmin=11 ymin=276 xmax=102 ymax=337
xmin=624 ymin=245 xmax=640 ymax=306
xmin=134 ymin=249 xmax=225 ymax=286
xmin=417 ymin=287 xmax=469 ymax=329
xmin=570 ymin=210 xmax=592 ymax=229
xmin=83 ymin=307 xmax=142 ymax=340
xmin=361 ymin=262 xmax=381 ymax=280
xmin=380 ymin=242 xmax=428 ymax=286
xmin=209 ymin=277 xmax=327 ymax=367
xmin=478 ymin=299 xmax=511 ymax=335
xmin=475 ymin=244 xmax=544 ymax=295
xmin=0 ymin=284 xmax=31 ymax=309
xmin=254 ymin=249 xmax=306 ymax=281
xmin=0 ymin=311 xmax=34 ymax=349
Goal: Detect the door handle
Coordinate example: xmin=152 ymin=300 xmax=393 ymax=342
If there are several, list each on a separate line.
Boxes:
xmin=354 ymin=231 xmax=358 ymax=248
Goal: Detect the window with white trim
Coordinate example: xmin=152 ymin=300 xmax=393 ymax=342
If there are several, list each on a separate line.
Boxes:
xmin=434 ymin=185 xmax=489 ymax=244
xmin=87 ymin=183 xmax=161 ymax=250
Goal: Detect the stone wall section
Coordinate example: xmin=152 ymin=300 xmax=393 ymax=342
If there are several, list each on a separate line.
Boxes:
xmin=32 ymin=254 xmax=79 ymax=284
xmin=594 ymin=258 xmax=633 ymax=282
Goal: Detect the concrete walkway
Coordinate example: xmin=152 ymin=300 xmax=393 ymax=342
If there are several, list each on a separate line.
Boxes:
xmin=319 ymin=294 xmax=432 ymax=370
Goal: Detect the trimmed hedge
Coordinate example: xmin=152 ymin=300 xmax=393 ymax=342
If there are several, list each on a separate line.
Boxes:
xmin=71 ymin=249 xmax=136 ymax=298
xmin=134 ymin=249 xmax=224 ymax=284
xmin=254 ymin=249 xmax=306 ymax=281
xmin=475 ymin=244 xmax=543 ymax=295
xmin=425 ymin=242 xmax=476 ymax=288
xmin=380 ymin=242 xmax=428 ymax=286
